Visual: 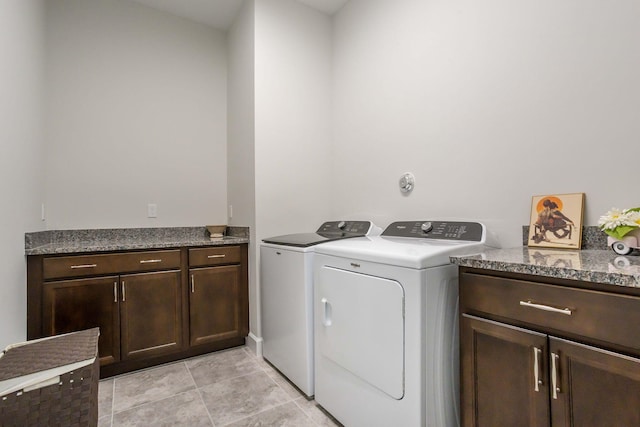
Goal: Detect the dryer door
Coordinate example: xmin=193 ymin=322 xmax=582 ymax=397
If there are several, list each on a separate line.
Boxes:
xmin=317 ymin=266 xmax=405 ymax=399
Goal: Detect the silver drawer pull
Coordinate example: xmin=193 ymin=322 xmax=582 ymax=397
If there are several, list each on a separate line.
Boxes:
xmin=520 ymin=300 xmax=572 ymax=316
xmin=207 ymin=254 xmax=225 ymax=259
xmin=139 ymin=259 xmax=162 ymax=264
xmin=70 ymin=264 xmax=97 ymax=269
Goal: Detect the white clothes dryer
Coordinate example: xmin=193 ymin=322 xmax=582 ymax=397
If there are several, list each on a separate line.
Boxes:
xmin=313 ymin=221 xmax=486 ymax=426
xmin=260 ymin=221 xmax=381 ymax=397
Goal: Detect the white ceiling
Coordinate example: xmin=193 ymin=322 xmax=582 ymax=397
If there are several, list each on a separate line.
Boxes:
xmin=128 ymin=0 xmax=349 ymax=30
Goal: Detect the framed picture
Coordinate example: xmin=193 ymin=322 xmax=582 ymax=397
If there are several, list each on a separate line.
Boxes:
xmin=528 ymin=193 xmax=584 ymax=249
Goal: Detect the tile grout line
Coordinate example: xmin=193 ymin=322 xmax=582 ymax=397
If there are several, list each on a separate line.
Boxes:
xmin=105 ymin=347 xmax=327 ymax=426
xmin=185 ymin=360 xmax=217 ymax=427
xmin=112 ymin=389 xmax=205 ymax=422
xmin=110 ymin=378 xmax=115 ymax=427
xmin=191 ymin=366 xmax=267 ymax=390
xmin=209 ymin=348 xmax=306 ymax=426
xmin=221 ymin=400 xmax=315 ymax=427
xmin=245 ymin=351 xmax=324 ymax=426
xmin=243 ymin=347 xmax=324 ymax=423
xmin=246 ymin=351 xmax=337 ymax=427
xmin=291 ymin=398 xmax=324 ymax=426
xmin=110 ymin=363 xmax=199 ymax=416
xmin=186 ymin=349 xmax=270 ymax=391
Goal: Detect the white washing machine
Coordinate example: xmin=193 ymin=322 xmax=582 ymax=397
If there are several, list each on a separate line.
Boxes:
xmin=260 ymin=221 xmax=381 ymax=397
xmin=313 ymin=221 xmax=486 ymax=426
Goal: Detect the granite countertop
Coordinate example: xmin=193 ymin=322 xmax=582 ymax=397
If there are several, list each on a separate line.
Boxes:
xmin=25 ymin=226 xmax=250 ymax=255
xmin=451 ymin=247 xmax=640 ymax=288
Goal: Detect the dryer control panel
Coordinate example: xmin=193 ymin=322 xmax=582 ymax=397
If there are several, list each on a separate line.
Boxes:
xmin=317 ymin=221 xmax=373 ymax=235
xmin=382 ymin=221 xmax=484 ymax=242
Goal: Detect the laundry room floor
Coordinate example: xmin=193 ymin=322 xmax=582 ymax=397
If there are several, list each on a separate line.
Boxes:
xmin=98 ymin=346 xmax=340 ymax=426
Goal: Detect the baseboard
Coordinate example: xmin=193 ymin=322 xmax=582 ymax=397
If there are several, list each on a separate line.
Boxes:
xmin=246 ymin=332 xmax=263 ymax=357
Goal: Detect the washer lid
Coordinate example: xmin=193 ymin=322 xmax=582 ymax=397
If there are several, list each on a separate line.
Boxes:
xmin=262 ymin=232 xmax=361 ymax=248
xmin=314 ymin=235 xmax=487 ymax=269
xmin=262 ymin=221 xmax=379 ymax=248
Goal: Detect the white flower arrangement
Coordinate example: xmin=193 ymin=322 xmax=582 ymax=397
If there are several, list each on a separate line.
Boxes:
xmin=598 ymin=207 xmax=640 ymax=240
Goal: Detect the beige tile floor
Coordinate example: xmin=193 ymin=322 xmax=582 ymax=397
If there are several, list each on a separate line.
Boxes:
xmin=98 ymin=346 xmax=341 ymax=426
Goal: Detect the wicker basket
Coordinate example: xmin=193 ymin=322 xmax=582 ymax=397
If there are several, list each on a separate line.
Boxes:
xmin=0 ymin=328 xmax=99 ymax=427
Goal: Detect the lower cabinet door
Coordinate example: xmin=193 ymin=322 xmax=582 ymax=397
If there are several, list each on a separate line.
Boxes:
xmin=119 ymin=270 xmax=183 ymax=360
xmin=550 ymin=337 xmax=640 ymax=427
xmin=43 ymin=276 xmax=120 ymax=365
xmin=189 ymin=265 xmax=244 ymax=346
xmin=461 ymin=314 xmax=549 ymax=427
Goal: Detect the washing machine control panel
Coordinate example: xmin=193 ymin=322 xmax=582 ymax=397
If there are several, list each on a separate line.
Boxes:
xmin=317 ymin=221 xmax=373 ymax=235
xmin=382 ymin=221 xmax=484 ymax=241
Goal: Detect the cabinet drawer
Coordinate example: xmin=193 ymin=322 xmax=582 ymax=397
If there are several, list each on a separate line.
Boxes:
xmin=189 ymin=246 xmax=241 ymax=267
xmin=43 ymin=250 xmax=181 ymax=280
xmin=460 ymin=272 xmax=640 ymax=354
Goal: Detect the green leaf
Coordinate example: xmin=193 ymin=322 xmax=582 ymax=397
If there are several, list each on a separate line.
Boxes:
xmin=604 ymin=226 xmax=637 ymax=240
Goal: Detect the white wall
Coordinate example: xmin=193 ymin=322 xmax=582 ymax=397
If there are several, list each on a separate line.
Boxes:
xmin=44 ymin=0 xmax=228 ymax=229
xmin=251 ymin=0 xmax=333 ymax=344
xmin=254 ymin=0 xmax=333 ymax=242
xmin=227 ymin=0 xmax=259 ymax=349
xmin=0 ymin=0 xmax=45 ymax=348
xmin=331 ymin=0 xmax=640 ymax=247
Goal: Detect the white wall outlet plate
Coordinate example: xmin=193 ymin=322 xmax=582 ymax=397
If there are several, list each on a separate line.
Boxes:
xmin=147 ymin=203 xmax=158 ymax=218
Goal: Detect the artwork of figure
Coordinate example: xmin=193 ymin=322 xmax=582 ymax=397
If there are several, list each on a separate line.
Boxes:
xmin=529 ymin=194 xmax=584 ymax=249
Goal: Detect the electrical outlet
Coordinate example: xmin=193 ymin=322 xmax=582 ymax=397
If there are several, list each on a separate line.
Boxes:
xmin=228 ymin=205 xmax=233 ymax=219
xmin=147 ymin=203 xmax=157 ymax=218
xmin=41 ymin=203 xmax=45 ymax=221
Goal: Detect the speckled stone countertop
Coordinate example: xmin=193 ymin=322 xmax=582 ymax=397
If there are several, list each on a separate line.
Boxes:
xmin=25 ymin=226 xmax=249 ymax=255
xmin=451 ymin=247 xmax=640 ymax=288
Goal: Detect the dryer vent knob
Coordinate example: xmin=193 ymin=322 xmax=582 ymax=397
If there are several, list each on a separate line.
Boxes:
xmin=338 ymin=221 xmax=346 ymax=230
xmin=421 ymin=222 xmax=433 ymax=233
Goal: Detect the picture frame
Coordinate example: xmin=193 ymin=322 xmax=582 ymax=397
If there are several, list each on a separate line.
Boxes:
xmin=528 ymin=193 xmax=585 ymax=249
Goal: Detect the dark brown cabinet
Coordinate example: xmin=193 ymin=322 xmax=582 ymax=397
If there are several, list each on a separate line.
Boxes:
xmin=28 ymin=244 xmax=248 ymax=377
xmin=189 ymin=265 xmax=243 ymax=345
xmin=461 ymin=315 xmax=549 ymax=427
xmin=188 ymin=246 xmax=249 ymax=347
xmin=460 ymin=268 xmax=640 ymax=427
xmin=43 ymin=276 xmax=120 ymax=365
xmin=42 ymin=270 xmax=182 ymax=365
xmin=119 ymin=270 xmax=183 ymax=360
xmin=550 ymin=337 xmax=640 ymax=427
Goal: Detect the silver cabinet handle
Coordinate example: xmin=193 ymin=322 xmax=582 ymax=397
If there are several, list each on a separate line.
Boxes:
xmin=533 ymin=347 xmax=542 ymax=392
xmin=139 ymin=259 xmax=162 ymax=264
xmin=114 ymin=282 xmax=118 ymax=303
xmin=520 ymin=300 xmax=572 ymax=316
xmin=207 ymin=254 xmax=225 ymax=259
xmin=121 ymin=281 xmax=126 ymax=302
xmin=191 ymin=274 xmax=195 ymax=293
xmin=551 ymin=353 xmax=560 ymax=399
xmin=70 ymin=264 xmax=97 ymax=269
